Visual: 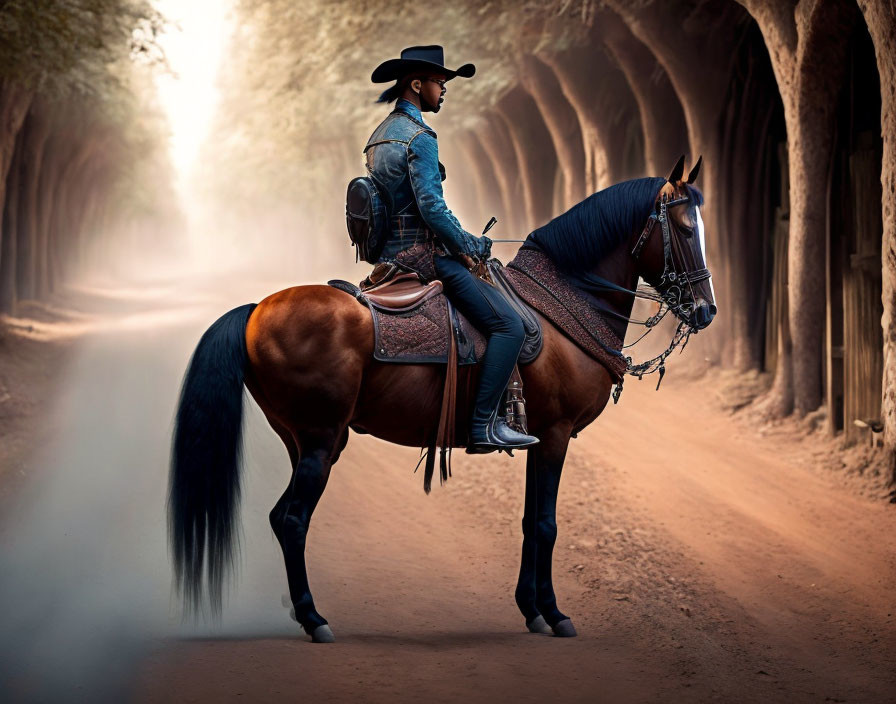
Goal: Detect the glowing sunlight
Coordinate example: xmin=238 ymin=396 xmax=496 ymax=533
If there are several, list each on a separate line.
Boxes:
xmin=153 ymin=0 xmax=233 ymax=191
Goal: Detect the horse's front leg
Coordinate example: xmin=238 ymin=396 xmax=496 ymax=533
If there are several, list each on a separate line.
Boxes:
xmin=515 ymin=449 xmax=549 ymax=633
xmin=515 ymin=427 xmax=576 ymax=637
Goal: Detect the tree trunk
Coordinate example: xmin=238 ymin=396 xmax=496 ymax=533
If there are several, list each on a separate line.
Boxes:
xmin=788 ymin=7 xmax=854 ymax=414
xmin=74 ymin=181 xmax=101 ymax=271
xmin=34 ymin=135 xmax=65 ymax=299
xmin=48 ymin=151 xmax=84 ymax=292
xmin=477 ymin=112 xmax=526 ymax=235
xmin=606 ymin=1 xmax=748 ymax=365
xmin=0 ymin=79 xmax=33 ymax=304
xmin=36 ymin=122 xmax=90 ymax=295
xmin=443 ymin=130 xmax=485 ymax=231
xmin=599 ymin=12 xmax=689 ymax=177
xmin=454 ymin=130 xmax=506 ymax=235
xmin=16 ymin=109 xmax=49 ymax=301
xmin=494 ymin=85 xmax=558 ymax=232
xmin=718 ymin=33 xmax=780 ymax=372
xmin=517 ymin=54 xmax=586 ymax=211
xmin=856 ymin=0 xmax=896 ymax=476
xmin=0 ymin=79 xmax=32 ymax=194
xmin=469 ymin=131 xmax=506 ymax=231
xmin=539 ymin=45 xmax=640 ymax=190
xmin=739 ymin=0 xmax=856 ymax=415
xmin=0 ymin=128 xmax=24 ymax=313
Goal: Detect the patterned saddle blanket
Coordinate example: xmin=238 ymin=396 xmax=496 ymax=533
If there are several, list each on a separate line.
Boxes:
xmin=504 ymin=247 xmax=627 ymax=381
xmin=328 ymin=261 xmax=542 ymax=365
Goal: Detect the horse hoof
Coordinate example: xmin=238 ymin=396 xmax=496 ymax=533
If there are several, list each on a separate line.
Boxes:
xmin=552 ymin=619 xmax=578 ymax=638
xmin=311 ymin=624 xmax=335 ymax=643
xmin=526 ymin=615 xmax=553 ymax=634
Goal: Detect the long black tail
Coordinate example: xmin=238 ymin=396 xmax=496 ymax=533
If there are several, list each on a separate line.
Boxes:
xmin=168 ymin=303 xmax=257 ymax=616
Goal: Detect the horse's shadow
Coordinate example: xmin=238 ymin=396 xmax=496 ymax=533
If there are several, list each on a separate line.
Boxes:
xmin=178 ymin=628 xmax=552 ymax=648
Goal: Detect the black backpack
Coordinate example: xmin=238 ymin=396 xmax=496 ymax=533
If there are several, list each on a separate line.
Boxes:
xmin=345 ymin=174 xmax=392 ymax=264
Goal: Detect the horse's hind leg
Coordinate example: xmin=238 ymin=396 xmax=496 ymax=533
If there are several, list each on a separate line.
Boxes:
xmin=270 ymin=427 xmax=347 ymax=643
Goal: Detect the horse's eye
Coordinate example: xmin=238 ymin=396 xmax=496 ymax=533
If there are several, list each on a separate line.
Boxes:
xmin=677 ymin=224 xmax=694 ymax=239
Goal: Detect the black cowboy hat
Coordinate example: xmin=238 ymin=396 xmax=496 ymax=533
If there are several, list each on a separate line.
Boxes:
xmin=371 ymin=45 xmax=475 ymax=83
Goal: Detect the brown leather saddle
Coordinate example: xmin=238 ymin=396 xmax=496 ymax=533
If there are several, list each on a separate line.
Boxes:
xmin=328 ymin=261 xmax=541 ymax=492
xmin=365 ymin=271 xmax=442 ymax=310
xmin=327 ymin=260 xmax=542 ymax=366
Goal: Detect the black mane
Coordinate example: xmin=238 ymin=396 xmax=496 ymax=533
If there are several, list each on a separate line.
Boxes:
xmin=527 ymin=177 xmax=667 ymax=273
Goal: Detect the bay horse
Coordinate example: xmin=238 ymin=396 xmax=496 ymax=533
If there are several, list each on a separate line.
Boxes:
xmin=169 ymin=156 xmax=715 ymax=642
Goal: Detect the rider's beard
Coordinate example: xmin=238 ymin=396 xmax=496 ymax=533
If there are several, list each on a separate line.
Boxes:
xmin=422 ymin=93 xmax=442 ymax=113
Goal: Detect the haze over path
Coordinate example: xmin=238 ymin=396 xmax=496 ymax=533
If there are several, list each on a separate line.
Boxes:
xmin=0 ymin=278 xmax=892 ymax=702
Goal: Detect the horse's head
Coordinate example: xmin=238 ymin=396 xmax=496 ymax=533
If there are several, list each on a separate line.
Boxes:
xmin=632 ymin=155 xmax=716 ymax=331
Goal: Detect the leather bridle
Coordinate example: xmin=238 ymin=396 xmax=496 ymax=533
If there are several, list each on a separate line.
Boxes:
xmin=525 ymin=192 xmax=714 ymax=402
xmin=631 ymin=193 xmax=711 ymax=317
xmin=607 ymin=193 xmax=712 ymax=401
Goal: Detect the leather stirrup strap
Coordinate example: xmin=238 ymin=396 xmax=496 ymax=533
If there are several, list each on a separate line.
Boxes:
xmin=426 ymin=301 xmax=458 ymax=493
xmin=506 ymin=365 xmax=527 ymax=433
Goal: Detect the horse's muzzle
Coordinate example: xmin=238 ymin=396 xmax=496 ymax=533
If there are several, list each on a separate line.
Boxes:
xmin=691 ymin=301 xmax=716 ymax=330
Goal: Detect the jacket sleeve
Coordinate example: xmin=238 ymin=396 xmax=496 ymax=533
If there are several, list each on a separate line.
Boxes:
xmin=407 ymin=131 xmax=477 ymax=257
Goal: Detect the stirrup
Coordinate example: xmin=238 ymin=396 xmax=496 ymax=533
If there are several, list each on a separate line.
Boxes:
xmin=504 ymin=373 xmax=528 ymax=435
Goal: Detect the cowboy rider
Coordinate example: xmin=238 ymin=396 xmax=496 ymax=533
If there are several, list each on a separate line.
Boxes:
xmin=365 ymin=45 xmax=539 ymax=453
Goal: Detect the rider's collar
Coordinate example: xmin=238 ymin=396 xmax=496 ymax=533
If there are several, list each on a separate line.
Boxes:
xmin=394 ymin=98 xmax=431 ymax=129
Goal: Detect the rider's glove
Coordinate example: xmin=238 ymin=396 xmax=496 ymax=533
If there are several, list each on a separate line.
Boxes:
xmin=474 ymin=235 xmax=492 ymax=260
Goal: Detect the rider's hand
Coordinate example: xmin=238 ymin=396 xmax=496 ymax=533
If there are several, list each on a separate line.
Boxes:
xmin=476 ymin=235 xmax=492 ymax=260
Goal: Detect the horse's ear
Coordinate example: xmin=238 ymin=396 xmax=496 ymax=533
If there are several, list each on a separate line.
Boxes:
xmin=668 ymin=155 xmax=685 ymax=183
xmin=687 ymin=155 xmax=703 ymax=184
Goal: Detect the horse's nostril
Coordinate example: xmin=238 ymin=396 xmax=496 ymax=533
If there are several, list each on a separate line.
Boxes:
xmin=691 ymin=303 xmax=715 ymax=329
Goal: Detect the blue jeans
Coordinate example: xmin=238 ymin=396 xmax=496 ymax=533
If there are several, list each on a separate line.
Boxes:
xmin=433 ymin=255 xmax=526 ymax=426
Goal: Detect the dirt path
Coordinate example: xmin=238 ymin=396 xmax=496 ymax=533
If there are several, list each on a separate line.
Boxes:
xmin=1 ymin=283 xmax=892 ymax=702
xmin=136 ymin=375 xmax=896 ymax=702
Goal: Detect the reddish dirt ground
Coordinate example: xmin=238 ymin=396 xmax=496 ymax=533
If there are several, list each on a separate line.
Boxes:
xmin=2 ymin=285 xmax=893 ymax=703
xmin=135 ymin=371 xmax=896 ymax=703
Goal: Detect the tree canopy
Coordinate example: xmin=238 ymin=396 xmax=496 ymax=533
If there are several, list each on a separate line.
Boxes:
xmin=196 ymin=0 xmax=598 ymax=223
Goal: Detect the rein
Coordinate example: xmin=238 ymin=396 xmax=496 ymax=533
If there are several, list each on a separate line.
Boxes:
xmin=497 ymin=194 xmax=710 ymax=401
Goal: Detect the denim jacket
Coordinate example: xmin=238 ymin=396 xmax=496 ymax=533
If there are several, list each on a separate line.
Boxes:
xmin=364 ymin=98 xmax=478 ymax=261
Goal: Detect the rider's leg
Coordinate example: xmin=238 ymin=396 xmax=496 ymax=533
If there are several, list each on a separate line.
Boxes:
xmin=433 ymin=255 xmax=538 ymax=449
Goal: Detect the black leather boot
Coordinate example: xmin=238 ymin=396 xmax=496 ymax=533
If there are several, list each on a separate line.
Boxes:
xmin=467 ymin=408 xmax=539 ymax=454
